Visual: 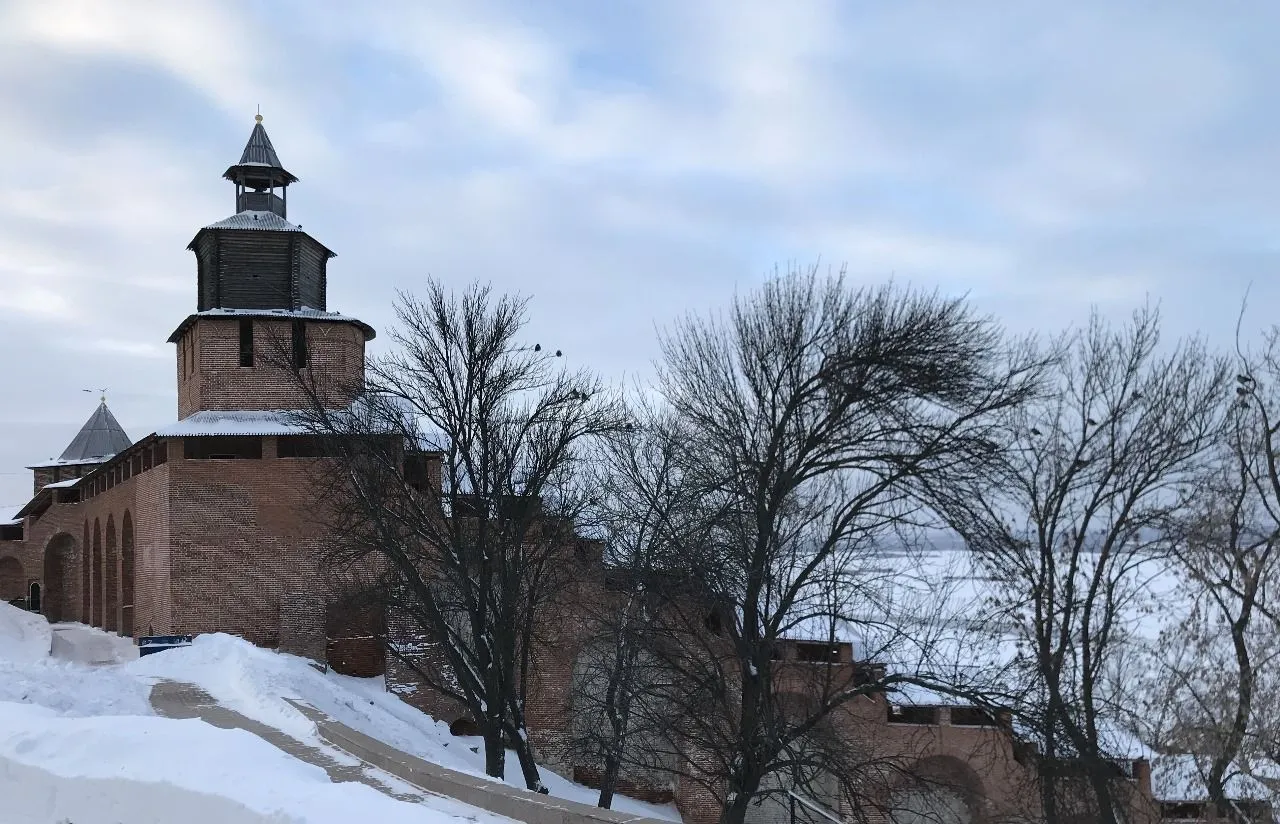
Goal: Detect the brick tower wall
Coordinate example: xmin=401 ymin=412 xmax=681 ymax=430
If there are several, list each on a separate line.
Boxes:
xmin=165 ymin=440 xmax=335 ymax=651
xmin=176 ymin=317 xmax=366 ymax=419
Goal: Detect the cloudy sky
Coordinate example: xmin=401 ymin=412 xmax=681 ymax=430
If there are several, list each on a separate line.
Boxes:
xmin=1 ymin=0 xmax=1278 ymax=509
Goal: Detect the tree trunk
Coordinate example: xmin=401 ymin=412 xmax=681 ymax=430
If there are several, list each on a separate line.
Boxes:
xmin=720 ymin=770 xmax=763 ymax=824
xmin=483 ymin=725 xmax=506 ymax=779
xmin=1040 ymin=732 xmax=1060 ymax=824
xmin=1208 ymin=608 xmax=1257 ymax=824
xmin=1085 ymin=768 xmax=1120 ymax=824
xmin=510 ymin=727 xmax=547 ymax=793
xmin=598 ymin=752 xmax=620 ymax=809
xmin=721 ymin=788 xmax=755 ymax=824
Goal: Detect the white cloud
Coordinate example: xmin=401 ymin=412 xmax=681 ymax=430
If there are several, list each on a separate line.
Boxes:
xmin=0 ymin=284 xmax=77 ymax=321
xmin=1 ymin=0 xmax=1279 ymax=507
xmin=71 ymin=339 xmax=170 ymax=360
xmin=0 ymin=0 xmax=260 ymax=117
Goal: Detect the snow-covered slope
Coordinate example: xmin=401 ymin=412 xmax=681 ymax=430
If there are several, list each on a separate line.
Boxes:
xmin=0 ymin=601 xmax=680 ymax=822
xmin=0 ymin=701 xmax=475 ymax=824
xmin=127 ymin=632 xmax=681 ymax=820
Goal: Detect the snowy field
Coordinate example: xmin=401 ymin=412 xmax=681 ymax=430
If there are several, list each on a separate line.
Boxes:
xmin=773 ymin=541 xmax=1264 ymax=806
xmin=850 ymin=546 xmax=1273 ymax=806
xmin=0 ymin=601 xmax=681 ymax=824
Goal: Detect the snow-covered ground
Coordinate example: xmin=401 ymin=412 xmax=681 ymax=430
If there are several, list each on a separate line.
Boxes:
xmin=0 ymin=701 xmax=494 ymax=824
xmin=852 ymin=546 xmax=1277 ymax=807
xmin=0 ymin=601 xmax=681 ymax=823
xmin=127 ymin=631 xmax=679 ymax=820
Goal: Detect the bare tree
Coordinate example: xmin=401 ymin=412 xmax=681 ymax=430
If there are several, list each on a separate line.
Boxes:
xmin=626 ymin=266 xmax=1041 ymax=824
xmin=568 ymin=409 xmax=701 ymax=808
xmin=932 ymin=306 xmax=1231 ymax=824
xmin=1136 ymin=324 xmax=1280 ymax=823
xmin=295 ymin=280 xmax=622 ymax=790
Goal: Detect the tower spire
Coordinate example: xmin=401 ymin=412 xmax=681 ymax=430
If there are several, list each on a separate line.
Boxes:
xmin=57 ymin=399 xmax=131 ymax=462
xmin=187 ymin=119 xmax=335 ymax=314
xmin=222 ymin=112 xmax=297 ymax=217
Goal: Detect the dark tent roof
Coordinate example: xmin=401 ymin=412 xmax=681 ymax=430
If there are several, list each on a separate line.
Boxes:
xmin=238 ymin=121 xmax=283 ymax=167
xmin=58 ymin=401 xmax=132 ymax=462
xmin=222 ymin=117 xmax=297 ymax=186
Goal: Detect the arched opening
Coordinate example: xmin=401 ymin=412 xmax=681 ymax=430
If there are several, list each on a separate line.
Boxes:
xmin=449 ymin=718 xmax=480 ymax=737
xmin=29 ymin=582 xmax=41 ymax=613
xmin=889 ymin=787 xmax=972 ymax=824
xmin=888 ymin=755 xmax=986 ymax=824
xmin=42 ymin=533 xmax=77 ymax=623
xmin=121 ymin=511 xmax=135 ymax=637
xmin=81 ymin=521 xmax=90 ymax=622
xmin=743 ymin=693 xmax=844 ymax=824
xmin=0 ymin=555 xmax=24 ymax=602
xmin=92 ymin=519 xmax=102 ymax=628
xmin=105 ymin=515 xmax=119 ymax=633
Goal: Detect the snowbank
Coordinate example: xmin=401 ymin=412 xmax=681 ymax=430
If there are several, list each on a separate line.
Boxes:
xmin=0 ymin=605 xmax=151 ymax=717
xmin=0 ymin=702 xmax=475 ymax=824
xmin=0 ymin=654 xmax=151 ymax=717
xmin=0 ymin=600 xmax=51 ymax=663
xmin=0 ymin=752 xmax=295 ymax=824
xmin=50 ymin=622 xmax=139 ymax=665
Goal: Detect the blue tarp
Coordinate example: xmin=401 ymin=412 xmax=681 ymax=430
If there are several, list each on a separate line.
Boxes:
xmin=138 ymin=635 xmax=194 ymax=656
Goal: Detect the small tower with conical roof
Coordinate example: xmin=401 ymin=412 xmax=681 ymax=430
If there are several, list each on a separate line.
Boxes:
xmin=27 ymin=399 xmax=132 ymax=493
xmin=224 ymin=113 xmax=298 ymax=218
xmin=168 ymin=114 xmax=373 ymax=420
xmin=186 ymin=114 xmax=335 ymax=313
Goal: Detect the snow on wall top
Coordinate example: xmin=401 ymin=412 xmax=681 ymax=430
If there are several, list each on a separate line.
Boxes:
xmin=24 ymin=456 xmax=111 ymax=469
xmin=189 ymin=306 xmax=359 ymax=321
xmin=201 ymin=210 xmax=303 ymax=232
xmin=166 ymin=307 xmax=376 ymax=342
xmin=155 ymin=410 xmax=313 ymax=438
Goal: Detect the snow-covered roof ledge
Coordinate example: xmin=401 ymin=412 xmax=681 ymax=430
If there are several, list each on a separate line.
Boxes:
xmin=166 ymin=307 xmax=375 ymax=343
xmin=24 ymin=456 xmax=113 ymax=469
xmin=155 ymin=410 xmax=316 ymax=438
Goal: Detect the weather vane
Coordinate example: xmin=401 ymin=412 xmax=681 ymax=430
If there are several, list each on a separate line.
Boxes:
xmin=83 ymin=388 xmax=108 ymax=403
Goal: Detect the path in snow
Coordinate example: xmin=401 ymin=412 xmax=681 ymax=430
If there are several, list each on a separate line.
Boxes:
xmin=287 ymin=698 xmax=672 ymax=824
xmin=150 ymin=678 xmax=673 ymax=824
xmin=0 ymin=605 xmax=681 ymax=823
xmin=149 ymin=679 xmax=429 ymax=804
xmin=129 ymin=633 xmax=682 ymax=821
